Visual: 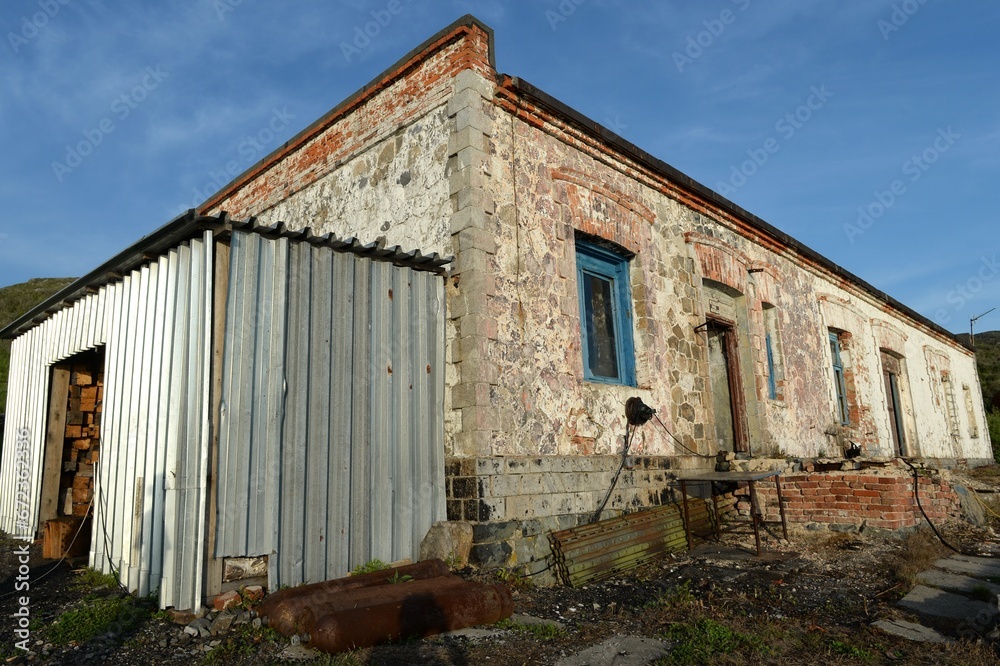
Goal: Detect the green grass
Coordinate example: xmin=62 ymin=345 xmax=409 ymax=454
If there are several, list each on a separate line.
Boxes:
xmin=202 ymin=624 xmax=284 ymax=665
xmin=0 ymin=277 xmax=76 ymax=409
xmin=72 ymin=567 xmax=121 ymax=591
xmin=350 ymin=559 xmax=389 ymax=575
xmin=46 ymin=594 xmax=153 ymax=645
xmin=495 ymin=618 xmax=565 ymax=640
xmin=987 ymin=410 xmax=1000 ymax=463
xmin=657 ymin=618 xmax=768 ymax=665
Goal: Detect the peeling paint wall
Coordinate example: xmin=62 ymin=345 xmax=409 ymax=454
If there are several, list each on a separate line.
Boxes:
xmin=474 ymin=74 xmax=991 ymax=468
xmin=201 ymin=28 xmax=492 ymax=259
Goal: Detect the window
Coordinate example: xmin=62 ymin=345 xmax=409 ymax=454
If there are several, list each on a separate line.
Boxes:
xmin=575 ymin=239 xmax=635 ymax=386
xmin=830 ymin=331 xmax=850 ymax=425
xmin=762 ymin=304 xmax=784 ymax=400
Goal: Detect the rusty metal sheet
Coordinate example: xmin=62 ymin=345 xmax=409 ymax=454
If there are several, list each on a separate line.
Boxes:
xmin=548 ymin=501 xmax=714 ymax=587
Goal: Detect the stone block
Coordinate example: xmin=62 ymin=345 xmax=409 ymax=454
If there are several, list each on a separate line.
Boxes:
xmin=457 ymin=226 xmax=497 ymax=255
xmin=462 ymin=405 xmax=500 ymax=432
xmin=451 ymin=69 xmax=495 ymax=98
xmin=450 ymin=208 xmax=492 ymax=236
xmin=452 ymin=106 xmax=492 ymax=135
xmin=419 ymin=520 xmax=473 ymax=568
xmin=446 ymin=87 xmax=485 ymax=118
xmin=473 ymin=520 xmax=520 ymax=543
xmin=448 ymin=126 xmax=489 ymax=156
xmin=470 ymin=541 xmax=513 ymax=569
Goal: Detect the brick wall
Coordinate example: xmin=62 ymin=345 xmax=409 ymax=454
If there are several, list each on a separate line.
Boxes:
xmin=742 ymin=472 xmax=962 ymax=531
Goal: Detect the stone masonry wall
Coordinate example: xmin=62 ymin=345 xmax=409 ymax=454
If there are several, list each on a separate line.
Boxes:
xmin=445 ymin=455 xmax=687 ymax=580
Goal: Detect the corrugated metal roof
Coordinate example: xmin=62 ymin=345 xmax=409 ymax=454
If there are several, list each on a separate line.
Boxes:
xmin=0 ymin=211 xmax=451 ymax=340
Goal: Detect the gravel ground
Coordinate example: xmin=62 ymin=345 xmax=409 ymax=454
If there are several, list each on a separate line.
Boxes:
xmin=2 ymin=511 xmax=1000 ymax=665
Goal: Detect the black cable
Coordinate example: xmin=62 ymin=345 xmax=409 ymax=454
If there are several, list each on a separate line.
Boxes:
xmin=900 ymin=457 xmax=969 ymax=556
xmin=653 ymin=414 xmax=716 ymax=459
xmin=0 ymin=499 xmax=94 ymax=601
xmin=590 ymin=423 xmax=634 ymax=523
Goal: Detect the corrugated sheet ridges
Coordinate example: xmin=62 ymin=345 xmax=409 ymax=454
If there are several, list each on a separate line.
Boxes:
xmin=215 ymin=230 xmax=446 ymax=591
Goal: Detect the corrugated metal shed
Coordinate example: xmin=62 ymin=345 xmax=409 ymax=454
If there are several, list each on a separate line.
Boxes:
xmin=0 ymin=212 xmax=450 ymax=609
xmin=0 ymin=234 xmax=213 ymax=610
xmin=215 ymin=229 xmax=446 ymax=590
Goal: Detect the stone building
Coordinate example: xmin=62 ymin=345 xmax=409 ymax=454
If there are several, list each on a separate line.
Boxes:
xmin=1 ymin=16 xmax=991 ymax=594
xmin=196 ymin=16 xmax=991 ymax=572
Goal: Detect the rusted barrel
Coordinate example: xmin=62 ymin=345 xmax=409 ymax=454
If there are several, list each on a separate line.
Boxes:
xmin=268 ymin=574 xmax=467 ymax=636
xmin=259 ymin=559 xmax=451 ymax=634
xmin=306 ymin=581 xmax=514 ymax=653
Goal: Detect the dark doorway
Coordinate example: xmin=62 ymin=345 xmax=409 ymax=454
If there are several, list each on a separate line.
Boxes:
xmin=706 ymin=320 xmax=748 ymax=454
xmin=880 ymin=351 xmax=906 ymax=456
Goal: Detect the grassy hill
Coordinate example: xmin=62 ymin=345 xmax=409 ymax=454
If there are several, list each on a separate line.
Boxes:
xmin=0 ymin=278 xmax=76 ymax=411
xmin=955 ymin=330 xmax=1000 ymax=409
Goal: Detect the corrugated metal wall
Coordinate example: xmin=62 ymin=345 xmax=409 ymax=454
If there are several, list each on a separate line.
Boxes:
xmin=216 ymin=230 xmax=446 ymax=590
xmin=0 ymin=234 xmax=213 ymax=610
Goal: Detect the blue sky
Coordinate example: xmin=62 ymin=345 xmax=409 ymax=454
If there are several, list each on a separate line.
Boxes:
xmin=1 ymin=0 xmax=997 ymax=335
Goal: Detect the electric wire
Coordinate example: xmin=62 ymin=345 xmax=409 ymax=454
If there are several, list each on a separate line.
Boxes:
xmin=652 ymin=414 xmax=717 ymax=459
xmin=0 ymin=495 xmax=95 ymax=601
xmin=589 ymin=422 xmax=634 ymax=524
xmin=900 ymin=457 xmax=970 ymax=556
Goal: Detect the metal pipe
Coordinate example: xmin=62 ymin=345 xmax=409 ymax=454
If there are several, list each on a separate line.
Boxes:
xmin=259 ymin=559 xmax=451 ymax=635
xmin=305 ymin=581 xmax=514 ymax=653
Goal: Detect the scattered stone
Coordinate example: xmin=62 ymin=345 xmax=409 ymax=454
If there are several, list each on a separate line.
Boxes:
xmin=210 ymin=611 xmax=235 ymax=635
xmin=874 ymin=619 xmax=953 ymax=644
xmin=252 ymin=617 xmax=263 ymax=629
xmin=242 ymin=585 xmax=265 ymax=603
xmin=166 ymin=608 xmax=197 ymax=625
xmin=290 ymin=634 xmax=302 ymax=646
xmin=193 ymin=606 xmax=210 ymax=619
xmin=281 ymin=644 xmax=323 ymax=661
xmin=183 ymin=625 xmax=199 ymax=638
xmin=186 ymin=617 xmax=212 ymax=638
xmin=898 ymin=585 xmax=998 ymax=623
xmin=234 ymin=610 xmax=252 ymax=625
xmin=510 ymin=614 xmax=565 ymax=631
xmin=438 ymin=627 xmax=501 ymax=640
xmin=555 ymin=636 xmax=668 ymax=666
xmin=214 ymin=589 xmax=241 ymax=611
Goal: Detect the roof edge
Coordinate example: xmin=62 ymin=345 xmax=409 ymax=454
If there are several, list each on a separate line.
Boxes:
xmin=506 ymin=75 xmax=971 ymax=354
xmin=0 ymin=212 xmax=452 ymax=340
xmin=197 ymin=14 xmax=495 ymax=215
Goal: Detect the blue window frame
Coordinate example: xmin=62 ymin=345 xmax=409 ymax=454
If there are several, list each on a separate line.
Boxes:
xmin=765 ymin=332 xmax=778 ymax=400
xmin=830 ymin=332 xmax=850 ymax=425
xmin=575 ymin=240 xmax=636 ymax=386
